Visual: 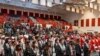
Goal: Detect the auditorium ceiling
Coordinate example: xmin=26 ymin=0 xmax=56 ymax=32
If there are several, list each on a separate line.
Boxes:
xmin=0 ymin=0 xmax=100 ymax=15
xmin=49 ymin=0 xmax=100 ymax=14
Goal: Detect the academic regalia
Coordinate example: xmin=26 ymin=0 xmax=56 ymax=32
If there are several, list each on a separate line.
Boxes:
xmin=80 ymin=37 xmax=84 ymax=48
xmin=98 ymin=38 xmax=100 ymax=46
xmin=89 ymin=40 xmax=94 ymax=52
xmin=94 ymin=38 xmax=99 ymax=50
xmin=98 ymin=38 xmax=100 ymax=56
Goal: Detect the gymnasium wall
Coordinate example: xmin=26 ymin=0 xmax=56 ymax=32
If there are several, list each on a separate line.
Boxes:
xmin=65 ymin=10 xmax=100 ymax=33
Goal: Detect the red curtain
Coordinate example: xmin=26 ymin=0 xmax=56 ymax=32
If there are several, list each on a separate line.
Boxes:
xmin=81 ymin=19 xmax=84 ymax=27
xmin=98 ymin=18 xmax=100 ymax=26
xmin=92 ymin=18 xmax=95 ymax=26
xmin=86 ymin=19 xmax=89 ymax=27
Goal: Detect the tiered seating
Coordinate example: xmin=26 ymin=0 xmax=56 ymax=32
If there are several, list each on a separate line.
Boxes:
xmin=0 ymin=14 xmax=72 ymax=31
xmin=36 ymin=17 xmax=72 ymax=31
xmin=36 ymin=18 xmax=46 ymax=27
xmin=0 ymin=14 xmax=35 ymax=27
xmin=48 ymin=19 xmax=58 ymax=27
xmin=20 ymin=16 xmax=34 ymax=26
xmin=0 ymin=14 xmax=8 ymax=24
xmin=29 ymin=17 xmax=37 ymax=23
xmin=20 ymin=16 xmax=28 ymax=22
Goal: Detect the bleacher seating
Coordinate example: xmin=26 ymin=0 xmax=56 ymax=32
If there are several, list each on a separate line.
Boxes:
xmin=0 ymin=14 xmax=72 ymax=31
xmin=29 ymin=17 xmax=37 ymax=23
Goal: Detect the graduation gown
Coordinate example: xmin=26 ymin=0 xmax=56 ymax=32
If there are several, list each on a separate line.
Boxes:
xmin=80 ymin=37 xmax=84 ymax=48
xmin=89 ymin=40 xmax=95 ymax=52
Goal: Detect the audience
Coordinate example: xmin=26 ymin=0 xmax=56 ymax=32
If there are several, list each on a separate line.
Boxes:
xmin=0 ymin=17 xmax=99 ymax=56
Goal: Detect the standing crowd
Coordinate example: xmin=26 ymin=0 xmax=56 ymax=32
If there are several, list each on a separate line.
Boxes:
xmin=0 ymin=18 xmax=100 ymax=56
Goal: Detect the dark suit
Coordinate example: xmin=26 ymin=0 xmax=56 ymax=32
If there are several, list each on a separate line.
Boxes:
xmin=3 ymin=43 xmax=12 ymax=56
xmin=38 ymin=41 xmax=44 ymax=55
xmin=54 ymin=44 xmax=65 ymax=56
xmin=83 ymin=43 xmax=90 ymax=56
xmin=24 ymin=47 xmax=36 ymax=56
xmin=64 ymin=43 xmax=71 ymax=56
xmin=99 ymin=51 xmax=100 ymax=56
xmin=75 ymin=44 xmax=81 ymax=56
xmin=43 ymin=48 xmax=48 ymax=56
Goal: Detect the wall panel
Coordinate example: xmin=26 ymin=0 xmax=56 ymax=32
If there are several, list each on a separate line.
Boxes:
xmin=92 ymin=18 xmax=95 ymax=26
xmin=86 ymin=19 xmax=89 ymax=27
xmin=81 ymin=19 xmax=84 ymax=27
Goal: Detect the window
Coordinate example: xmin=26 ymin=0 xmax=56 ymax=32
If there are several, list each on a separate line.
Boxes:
xmin=21 ymin=0 xmax=25 ymax=2
xmin=40 ymin=0 xmax=46 ymax=5
xmin=47 ymin=2 xmax=52 ymax=7
xmin=97 ymin=0 xmax=100 ymax=3
xmin=66 ymin=6 xmax=70 ymax=11
xmin=99 ymin=6 xmax=100 ymax=11
xmin=90 ymin=3 xmax=93 ymax=8
xmin=63 ymin=0 xmax=66 ymax=2
xmin=47 ymin=0 xmax=53 ymax=7
xmin=54 ymin=0 xmax=60 ymax=4
xmin=76 ymin=8 xmax=80 ymax=13
xmin=72 ymin=7 xmax=75 ymax=12
xmin=94 ymin=4 xmax=97 ymax=10
xmin=81 ymin=10 xmax=84 ymax=14
xmin=32 ymin=0 xmax=39 ymax=4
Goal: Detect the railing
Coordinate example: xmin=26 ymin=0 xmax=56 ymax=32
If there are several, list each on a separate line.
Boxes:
xmin=0 ymin=0 xmax=49 ymax=11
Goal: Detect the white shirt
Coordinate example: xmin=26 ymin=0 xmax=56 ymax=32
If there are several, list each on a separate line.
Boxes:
xmin=59 ymin=43 xmax=66 ymax=51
